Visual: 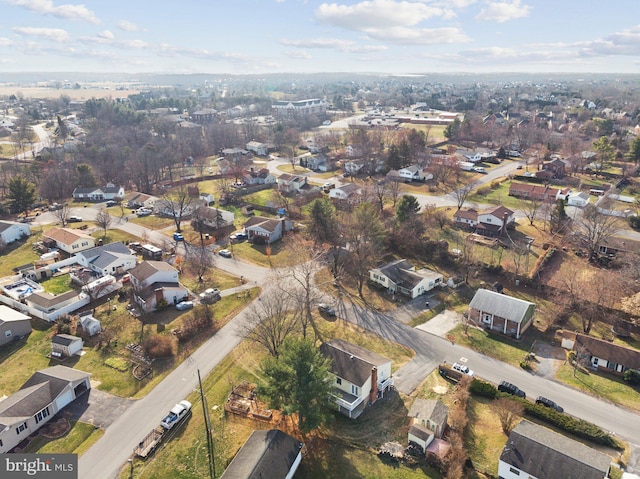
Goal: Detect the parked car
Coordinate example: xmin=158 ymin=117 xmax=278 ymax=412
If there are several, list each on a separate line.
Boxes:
xmin=498 ymin=381 xmax=526 ymax=398
xmin=536 ymin=396 xmax=564 ymax=413
xmin=175 ymin=300 xmax=194 ymax=311
xmin=318 ymin=303 xmax=336 ymax=316
xmin=452 ymin=362 xmax=474 ymax=377
xmin=199 ymin=288 xmax=221 ymax=304
xmin=173 ymin=232 xmax=184 ymax=241
xmin=218 ymin=249 xmax=232 ymax=258
xmin=136 ymin=208 xmax=152 ymax=217
xmin=105 ymin=200 xmax=116 ymax=207
xmin=230 ymin=231 xmax=248 ymax=241
xmin=48 ymin=203 xmax=63 ymax=211
xmin=322 ymin=182 xmax=335 ymax=192
xmin=68 ymin=216 xmax=83 ymax=223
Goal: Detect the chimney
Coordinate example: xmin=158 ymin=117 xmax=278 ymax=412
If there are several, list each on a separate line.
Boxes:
xmin=369 ymin=367 xmax=379 ymax=404
xmin=501 ymin=212 xmax=509 ymax=235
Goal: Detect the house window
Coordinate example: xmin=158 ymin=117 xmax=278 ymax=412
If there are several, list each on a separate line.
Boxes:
xmin=336 ymin=378 xmax=342 ymax=385
xmin=35 ymin=406 xmax=50 ymax=424
xmin=351 ymin=385 xmax=359 ymax=396
xmin=482 ymin=314 xmax=492 ymax=324
xmin=5 ymin=330 xmax=11 ymax=338
xmin=16 ymin=422 xmax=27 ymax=434
xmin=593 ymin=358 xmax=599 ymax=365
xmin=509 ymin=467 xmax=520 ymax=475
xmin=72 ymin=244 xmax=78 ymax=249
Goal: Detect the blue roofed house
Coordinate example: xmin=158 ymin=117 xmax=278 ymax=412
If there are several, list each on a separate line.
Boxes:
xmin=468 ymin=289 xmax=535 ymax=339
xmin=319 ymin=339 xmax=393 ymax=419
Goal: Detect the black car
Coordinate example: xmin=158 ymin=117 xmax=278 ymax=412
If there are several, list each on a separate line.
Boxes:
xmin=536 ymin=396 xmax=564 ymax=413
xmin=498 ymin=381 xmax=526 ymax=398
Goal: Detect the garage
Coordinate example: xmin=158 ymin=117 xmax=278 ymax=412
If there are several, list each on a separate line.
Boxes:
xmin=55 ymin=389 xmax=74 ymax=411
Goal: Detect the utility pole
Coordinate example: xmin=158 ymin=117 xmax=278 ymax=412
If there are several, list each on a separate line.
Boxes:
xmin=198 ymin=368 xmax=215 ymax=478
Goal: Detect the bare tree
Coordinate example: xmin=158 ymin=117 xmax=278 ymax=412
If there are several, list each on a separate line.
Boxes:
xmin=95 ymin=209 xmax=112 ymax=238
xmin=184 ymin=243 xmax=216 ymax=283
xmin=158 ymin=185 xmax=196 ymax=233
xmin=491 ymin=397 xmax=524 ymax=435
xmin=53 ymin=203 xmax=71 ymax=227
xmin=576 ymin=204 xmax=620 ymax=260
xmin=519 ymin=198 xmax=543 ymax=226
xmin=387 ymin=178 xmax=402 ymax=209
xmin=239 ymin=291 xmax=297 ymax=358
xmin=452 ymin=180 xmax=478 ymax=211
xmin=369 ymin=179 xmax=389 ymax=212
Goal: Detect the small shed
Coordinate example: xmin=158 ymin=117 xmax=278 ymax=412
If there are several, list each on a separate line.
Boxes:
xmin=0 ymin=306 xmax=32 ymax=346
xmin=78 ymin=311 xmax=101 ymax=337
xmin=51 ymin=334 xmax=83 ymax=358
xmin=408 ymin=424 xmax=434 ymax=453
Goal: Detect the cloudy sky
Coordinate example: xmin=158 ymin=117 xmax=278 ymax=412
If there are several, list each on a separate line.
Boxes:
xmin=1 ymin=0 xmax=639 ymax=74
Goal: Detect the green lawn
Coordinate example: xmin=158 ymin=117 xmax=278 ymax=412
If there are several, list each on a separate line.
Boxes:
xmin=40 ymin=275 xmax=74 ymax=294
xmin=555 ymin=362 xmax=640 ymax=413
xmin=93 ymin=228 xmax=141 ymax=245
xmin=0 ymin=228 xmax=42 ymax=276
xmin=128 ymin=215 xmax=175 ymax=230
xmin=226 ymin=240 xmax=288 ymax=268
xmin=243 ymin=189 xmax=278 ymax=207
xmin=24 ymin=420 xmax=103 ymax=456
xmin=469 ymin=180 xmax=522 ymax=210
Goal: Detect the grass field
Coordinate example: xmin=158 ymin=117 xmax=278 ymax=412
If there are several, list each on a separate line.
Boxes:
xmin=40 ymin=275 xmax=74 ymax=294
xmin=24 ymin=420 xmax=103 ymax=456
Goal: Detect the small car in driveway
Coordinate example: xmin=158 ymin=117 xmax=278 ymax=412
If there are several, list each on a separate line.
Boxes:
xmin=175 ymin=300 xmax=194 ymax=311
xmin=68 ymin=216 xmax=83 ymax=223
xmin=536 ymin=396 xmax=564 ymax=413
xmin=173 ymin=232 xmax=184 ymax=241
xmin=318 ymin=303 xmax=336 ymax=316
xmin=199 ymin=288 xmax=221 ymax=304
xmin=218 ymin=249 xmax=232 ymax=258
xmin=498 ymin=381 xmax=526 ymax=398
xmin=452 ymin=362 xmax=474 ymax=377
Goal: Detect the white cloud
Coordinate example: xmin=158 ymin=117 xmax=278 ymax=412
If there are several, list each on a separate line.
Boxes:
xmin=13 ymin=26 xmax=70 ymax=42
xmin=578 ymin=25 xmax=640 ymax=56
xmin=475 ymin=0 xmax=530 ymax=23
xmin=117 ymin=20 xmax=141 ymax=32
xmin=96 ymin=30 xmax=114 ymax=40
xmin=280 ymin=37 xmax=387 ymax=53
xmin=367 ymin=26 xmax=469 ymax=44
xmin=285 ymin=50 xmax=313 ymax=60
xmin=6 ymin=0 xmax=100 ymax=24
xmin=0 ymin=37 xmax=14 ymax=46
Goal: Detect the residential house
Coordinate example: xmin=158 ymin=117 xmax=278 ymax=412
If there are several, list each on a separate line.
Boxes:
xmin=26 ymin=290 xmax=85 ymax=315
xmin=476 ymin=205 xmax=516 ymax=237
xmin=199 ymin=192 xmax=215 ymax=206
xmin=124 ymin=192 xmax=159 ymax=210
xmin=329 ymin=183 xmax=362 ymax=201
xmin=508 ymin=183 xmax=561 ymax=202
xmin=453 ymin=208 xmax=478 ymax=228
xmin=468 ymin=289 xmax=535 ymax=339
xmin=0 ymin=306 xmax=32 ymax=346
xmin=193 ymin=206 xmax=235 ymax=230
xmin=369 ymin=259 xmax=443 ymax=299
xmin=319 ymin=339 xmax=393 ymax=419
xmin=44 ymin=228 xmax=95 ymax=255
xmin=0 ymin=220 xmax=30 ymax=244
xmin=499 ymin=420 xmax=611 ymax=479
xmin=220 ymin=429 xmax=303 ymax=479
xmin=0 ymin=365 xmax=91 ymax=454
xmin=344 ymin=160 xmax=365 ymax=176
xmin=243 ymin=168 xmax=276 ymax=186
xmin=561 ymin=331 xmax=640 ymax=375
xmin=74 ymin=242 xmax=137 ymax=277
xmin=407 ymin=398 xmax=449 ymax=453
xmin=155 ymin=198 xmax=206 ymax=218
xmin=566 ymin=191 xmax=590 ymax=207
xmin=244 ymin=216 xmax=293 ymax=244
xmin=596 ymin=237 xmax=640 ymax=257
xmin=398 ymin=165 xmax=433 ymax=182
xmin=277 ymin=174 xmax=307 ymax=194
xmin=245 ymin=141 xmax=269 ymax=156
xmin=128 ymin=261 xmax=188 ymax=311
xmin=72 ymin=183 xmax=124 ymax=201
xmin=544 ymin=158 xmax=567 ymax=178
xmin=77 ymin=311 xmax=101 ymax=337
xmin=51 ymin=334 xmax=83 ymax=358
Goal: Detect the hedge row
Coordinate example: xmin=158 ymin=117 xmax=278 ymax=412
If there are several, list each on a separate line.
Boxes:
xmin=469 ymin=379 xmax=618 ymax=448
xmin=529 ymin=246 xmax=556 ymax=280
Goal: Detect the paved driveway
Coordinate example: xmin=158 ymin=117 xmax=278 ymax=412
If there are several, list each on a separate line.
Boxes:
xmin=64 ymin=384 xmax=135 ymax=428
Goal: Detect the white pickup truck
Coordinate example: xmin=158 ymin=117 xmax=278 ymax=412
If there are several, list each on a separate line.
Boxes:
xmin=160 ymin=400 xmax=192 ymax=430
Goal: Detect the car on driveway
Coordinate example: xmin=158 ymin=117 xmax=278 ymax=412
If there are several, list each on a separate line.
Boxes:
xmin=218 ymin=249 xmax=232 ymax=258
xmin=68 ymin=216 xmax=83 ymax=223
xmin=199 ymin=288 xmax=221 ymax=304
xmin=452 ymin=362 xmax=474 ymax=377
xmin=536 ymin=396 xmax=564 ymax=413
xmin=498 ymin=381 xmax=526 ymax=398
xmin=173 ymin=232 xmax=184 ymax=241
xmin=175 ymin=300 xmax=194 ymax=311
xmin=136 ymin=208 xmax=152 ymax=217
xmin=318 ymin=303 xmax=336 ymax=316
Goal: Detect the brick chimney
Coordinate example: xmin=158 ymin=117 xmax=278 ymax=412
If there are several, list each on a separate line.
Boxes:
xmin=369 ymin=367 xmax=379 ymax=404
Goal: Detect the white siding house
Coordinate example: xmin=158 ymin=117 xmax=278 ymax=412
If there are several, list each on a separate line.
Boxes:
xmin=0 ymin=221 xmax=31 ymax=244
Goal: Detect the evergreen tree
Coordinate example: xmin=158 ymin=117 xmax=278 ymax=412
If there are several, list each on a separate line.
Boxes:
xmin=7 ymin=176 xmax=36 ymax=215
xmin=396 ymin=194 xmax=421 ymax=224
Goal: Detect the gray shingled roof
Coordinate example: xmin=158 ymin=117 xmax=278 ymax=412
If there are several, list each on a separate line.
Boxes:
xmin=408 ymin=398 xmax=448 ymax=426
xmin=469 ymin=289 xmax=535 ymax=324
xmin=220 ymin=429 xmax=302 ymax=479
xmin=320 ymin=339 xmax=391 ymax=387
xmin=500 ymin=420 xmax=611 ymax=479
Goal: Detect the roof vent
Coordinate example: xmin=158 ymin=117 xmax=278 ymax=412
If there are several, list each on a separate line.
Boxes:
xmin=350 ymin=355 xmax=354 ymax=359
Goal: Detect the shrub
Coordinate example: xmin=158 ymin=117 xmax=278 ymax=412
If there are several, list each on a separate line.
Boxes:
xmin=176 ymin=306 xmax=213 ymax=342
xmin=628 ymin=215 xmax=640 ymax=230
xmin=470 ymin=379 xmax=497 ymax=399
xmin=624 ymin=369 xmax=640 ymax=385
xmin=143 ymin=334 xmax=177 ymax=358
xmin=490 ymin=181 xmax=501 ymax=190
xmin=476 ymin=186 xmax=491 ymax=196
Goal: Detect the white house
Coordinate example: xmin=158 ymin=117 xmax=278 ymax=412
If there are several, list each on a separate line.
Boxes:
xmin=129 ymin=261 xmax=188 ymax=311
xmin=329 ymin=183 xmax=362 ymax=200
xmin=277 ymin=174 xmax=307 ymax=193
xmin=0 ymin=366 xmax=91 ymax=454
xmin=193 ymin=206 xmax=235 ymax=230
xmin=245 ymin=141 xmax=269 ymax=156
xmin=0 ymin=220 xmax=31 ymax=244
xmin=51 ymin=334 xmax=83 ymax=358
xmin=77 ymin=311 xmax=101 ymax=337
xmin=344 ymin=160 xmax=365 ymax=175
xmin=567 ymin=191 xmax=590 ymax=207
xmin=26 ymin=290 xmax=86 ymax=315
xmin=124 ymin=192 xmax=159 ymax=210
xmin=44 ymin=228 xmax=95 ymax=255
xmin=369 ymin=259 xmax=443 ymax=299
xmin=319 ymin=339 xmax=393 ymax=419
xmin=74 ymin=242 xmax=137 ymax=277
xmin=499 ymin=420 xmax=611 ymax=479
xmin=455 ymin=205 xmax=516 ymax=237
xmin=72 ymin=182 xmax=124 ymax=201
xmin=244 ymin=216 xmax=293 ymax=244
xmin=398 ymin=165 xmax=432 ymax=182
xmin=0 ymin=306 xmax=32 ymax=346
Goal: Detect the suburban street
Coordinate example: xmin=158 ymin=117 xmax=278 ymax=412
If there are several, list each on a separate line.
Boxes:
xmin=72 ymin=212 xmax=640 ymax=478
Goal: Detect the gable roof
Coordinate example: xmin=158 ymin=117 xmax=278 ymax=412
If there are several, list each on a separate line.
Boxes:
xmin=408 ymin=398 xmax=448 ymax=425
xmin=52 ymin=334 xmax=82 ymax=346
xmin=129 ymin=261 xmax=177 ymax=282
xmin=0 ymin=305 xmax=30 ymax=325
xmin=44 ymin=227 xmax=93 ymax=245
xmin=501 ymin=420 xmax=611 ymax=479
xmin=374 ymin=259 xmax=441 ymax=291
xmin=220 ymin=429 xmax=302 ymax=479
xmin=469 ymin=289 xmax=535 ymax=324
xmin=76 ymin=242 xmax=134 ymax=269
xmin=244 ymin=216 xmax=284 ymax=234
xmin=26 ymin=290 xmax=79 ymax=309
xmin=480 ymin=205 xmax=514 ymax=219
xmin=454 ymin=208 xmax=477 ymax=221
xmin=568 ymin=332 xmax=640 ymax=370
xmin=320 ymin=339 xmax=390 ymax=387
xmin=0 ymin=220 xmax=27 ymax=234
